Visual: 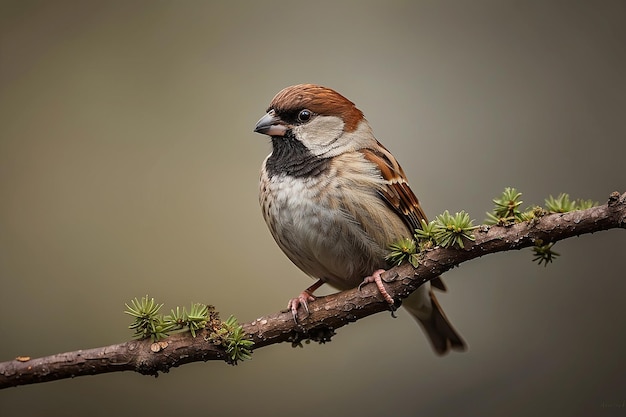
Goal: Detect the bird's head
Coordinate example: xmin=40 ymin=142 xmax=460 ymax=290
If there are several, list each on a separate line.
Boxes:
xmin=254 ymin=84 xmax=375 ymax=159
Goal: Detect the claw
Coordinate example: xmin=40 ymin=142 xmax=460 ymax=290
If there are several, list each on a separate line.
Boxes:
xmin=287 ymin=279 xmax=324 ymax=322
xmin=287 ymin=291 xmax=316 ymax=321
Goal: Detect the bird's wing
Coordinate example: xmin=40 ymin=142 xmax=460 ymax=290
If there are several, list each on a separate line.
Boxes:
xmin=361 ymin=143 xmax=447 ymax=291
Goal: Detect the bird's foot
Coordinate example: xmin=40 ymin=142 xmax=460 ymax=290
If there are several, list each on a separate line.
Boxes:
xmin=287 ymin=279 xmax=324 ymax=322
xmin=359 ymin=269 xmax=397 ymax=316
xmin=287 ymin=291 xmax=316 ymax=321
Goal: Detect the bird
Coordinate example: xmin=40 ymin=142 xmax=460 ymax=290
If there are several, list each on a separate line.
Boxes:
xmin=253 ymin=84 xmax=466 ymax=355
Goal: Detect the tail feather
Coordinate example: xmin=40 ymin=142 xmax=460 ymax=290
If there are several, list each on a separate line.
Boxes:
xmin=403 ymin=286 xmax=466 ymax=355
xmin=430 ymin=276 xmax=447 ymax=291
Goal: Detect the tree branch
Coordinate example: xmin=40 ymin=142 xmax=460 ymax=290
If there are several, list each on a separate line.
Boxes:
xmin=1 ymin=191 xmax=624 ymax=389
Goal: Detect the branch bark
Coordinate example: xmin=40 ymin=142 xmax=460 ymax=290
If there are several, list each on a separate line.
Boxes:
xmin=1 ymin=191 xmax=624 ymax=389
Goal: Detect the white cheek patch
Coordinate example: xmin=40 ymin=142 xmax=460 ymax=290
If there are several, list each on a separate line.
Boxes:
xmin=296 ymin=116 xmax=345 ymax=155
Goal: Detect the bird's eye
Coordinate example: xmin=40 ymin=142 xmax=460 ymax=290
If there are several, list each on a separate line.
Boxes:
xmin=297 ymin=109 xmax=312 ymax=123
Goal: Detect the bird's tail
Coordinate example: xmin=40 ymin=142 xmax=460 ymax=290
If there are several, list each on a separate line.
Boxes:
xmin=403 ymin=285 xmax=467 ymax=355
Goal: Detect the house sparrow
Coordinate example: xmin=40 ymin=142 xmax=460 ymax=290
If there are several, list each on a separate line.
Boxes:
xmin=254 ymin=84 xmax=466 ymax=355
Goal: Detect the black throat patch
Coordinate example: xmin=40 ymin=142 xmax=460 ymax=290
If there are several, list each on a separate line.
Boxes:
xmin=265 ymin=132 xmax=330 ymax=178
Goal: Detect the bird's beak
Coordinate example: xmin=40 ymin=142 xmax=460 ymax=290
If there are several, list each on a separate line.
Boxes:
xmin=254 ymin=110 xmax=288 ymax=137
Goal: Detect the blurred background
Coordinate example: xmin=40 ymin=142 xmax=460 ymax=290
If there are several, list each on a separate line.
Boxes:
xmin=1 ymin=1 xmax=625 ymax=416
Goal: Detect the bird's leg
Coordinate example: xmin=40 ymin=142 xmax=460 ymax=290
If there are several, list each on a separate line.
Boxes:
xmin=359 ymin=269 xmax=396 ymax=306
xmin=287 ymin=279 xmax=325 ymax=321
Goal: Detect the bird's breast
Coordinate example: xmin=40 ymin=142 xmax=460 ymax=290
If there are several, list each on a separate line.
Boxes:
xmin=260 ymin=155 xmax=410 ymax=288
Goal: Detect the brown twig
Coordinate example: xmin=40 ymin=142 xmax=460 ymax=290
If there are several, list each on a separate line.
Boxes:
xmin=1 ymin=192 xmax=624 ymax=389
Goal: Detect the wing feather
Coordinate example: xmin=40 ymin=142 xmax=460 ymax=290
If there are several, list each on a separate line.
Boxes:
xmin=361 ymin=143 xmax=427 ymax=231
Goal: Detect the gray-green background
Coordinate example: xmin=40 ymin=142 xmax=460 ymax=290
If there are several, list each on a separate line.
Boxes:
xmin=1 ymin=1 xmax=625 ymax=416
